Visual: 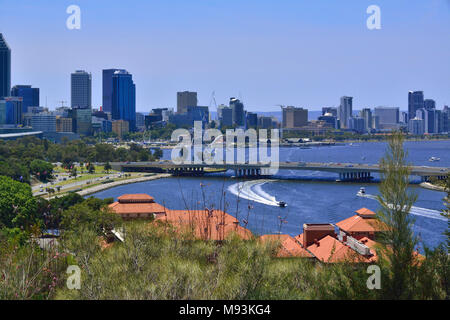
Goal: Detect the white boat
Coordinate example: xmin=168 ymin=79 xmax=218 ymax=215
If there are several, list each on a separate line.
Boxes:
xmin=357 ymin=187 xmax=366 ymax=196
xmin=429 ymin=157 xmax=440 ymax=162
xmin=278 ymin=201 xmax=287 ymax=208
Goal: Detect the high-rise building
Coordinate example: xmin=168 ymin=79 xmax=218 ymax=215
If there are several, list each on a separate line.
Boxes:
xmin=0 ymin=34 xmax=11 ymax=99
xmin=31 ymin=113 xmax=56 ymax=132
xmin=282 ymin=106 xmax=308 ymax=129
xmin=0 ymin=100 xmax=6 ymax=124
xmin=2 ymin=97 xmax=23 ymax=125
xmin=408 ymin=91 xmax=424 ymax=121
xmin=322 ymin=107 xmax=338 ymax=117
xmin=112 ymin=120 xmax=129 ymax=138
xmin=374 ymin=107 xmax=399 ymax=125
xmin=359 ymin=108 xmax=372 ymax=132
xmin=442 ymin=106 xmax=449 ymax=133
xmin=112 ymin=70 xmax=136 ymax=131
xmin=400 ymin=112 xmax=408 ymax=124
xmin=187 ymin=105 xmax=209 ymax=127
xmin=408 ymin=118 xmax=425 ymax=135
xmin=102 ymin=69 xmax=126 ymax=113
xmin=348 ymin=117 xmax=365 ymax=134
xmin=11 ymin=85 xmax=40 ymax=113
xmin=177 ymin=91 xmax=197 ymax=114
xmin=424 ymin=99 xmax=436 ymax=110
xmin=217 ymin=104 xmax=233 ymax=127
xmin=230 ymin=98 xmax=245 ymax=127
xmin=136 ymin=112 xmax=145 ymax=130
xmin=258 ymin=116 xmax=274 ymax=129
xmin=338 ymin=96 xmax=353 ymax=129
xmin=69 ymin=107 xmax=92 ymax=136
xmin=71 ymin=70 xmax=92 ymax=109
xmin=423 ymin=108 xmax=437 ymax=134
xmin=318 ymin=113 xmax=338 ymax=129
xmin=246 ymin=112 xmax=258 ymax=128
xmin=56 ymin=117 xmax=73 ymax=133
xmin=372 ymin=115 xmax=380 ymax=130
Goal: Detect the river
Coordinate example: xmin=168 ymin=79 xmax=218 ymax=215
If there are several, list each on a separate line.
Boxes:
xmin=91 ymin=140 xmax=449 ymax=249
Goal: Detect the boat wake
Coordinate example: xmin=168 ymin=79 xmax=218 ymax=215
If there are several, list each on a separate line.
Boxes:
xmin=357 ymin=193 xmax=447 ymax=221
xmin=228 ymin=180 xmax=280 ymax=207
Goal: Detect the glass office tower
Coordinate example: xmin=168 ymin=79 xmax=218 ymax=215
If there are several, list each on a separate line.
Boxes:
xmin=0 ymin=33 xmax=11 ymax=99
xmin=112 ymin=70 xmax=136 ymax=131
xmin=11 ymin=85 xmax=40 ymax=113
xmin=103 ymin=69 xmax=126 ymax=113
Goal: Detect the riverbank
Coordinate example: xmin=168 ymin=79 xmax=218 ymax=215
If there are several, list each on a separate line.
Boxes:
xmin=77 ymin=173 xmax=172 ymax=197
xmin=420 ymin=182 xmax=446 ymax=192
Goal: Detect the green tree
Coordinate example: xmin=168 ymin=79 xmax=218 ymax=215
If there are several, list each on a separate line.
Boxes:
xmin=104 ymin=162 xmax=112 ymax=173
xmin=376 ymin=132 xmax=419 ymax=299
xmin=70 ymin=167 xmax=77 ymax=178
xmin=0 ymin=176 xmax=38 ymax=230
xmin=30 ymin=159 xmax=53 ymax=181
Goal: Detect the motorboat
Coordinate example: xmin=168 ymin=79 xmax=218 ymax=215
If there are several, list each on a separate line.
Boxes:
xmin=278 ymin=201 xmax=287 ymax=208
xmin=357 ymin=187 xmax=366 ymax=196
xmin=429 ymin=157 xmax=440 ymax=162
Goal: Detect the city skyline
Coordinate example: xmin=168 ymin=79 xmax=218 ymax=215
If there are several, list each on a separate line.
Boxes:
xmin=0 ymin=0 xmax=449 ymax=111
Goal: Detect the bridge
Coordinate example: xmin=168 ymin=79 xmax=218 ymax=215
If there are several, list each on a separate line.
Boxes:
xmin=110 ymin=161 xmax=449 ymax=182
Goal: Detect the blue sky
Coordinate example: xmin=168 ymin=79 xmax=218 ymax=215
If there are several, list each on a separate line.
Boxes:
xmin=0 ymin=0 xmax=449 ymax=112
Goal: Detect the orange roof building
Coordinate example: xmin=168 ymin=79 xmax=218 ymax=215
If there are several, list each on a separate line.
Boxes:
xmin=306 ymin=235 xmax=370 ymax=263
xmin=336 ymin=208 xmax=382 ymax=240
xmin=154 ymin=209 xmax=253 ymax=241
xmin=108 ymin=194 xmax=167 ymax=219
xmin=259 ymin=234 xmax=312 ymax=258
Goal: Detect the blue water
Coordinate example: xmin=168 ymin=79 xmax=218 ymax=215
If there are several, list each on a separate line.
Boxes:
xmin=93 ymin=140 xmax=449 ymax=249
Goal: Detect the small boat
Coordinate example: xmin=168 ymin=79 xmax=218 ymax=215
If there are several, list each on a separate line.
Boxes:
xmin=357 ymin=187 xmax=366 ymax=196
xmin=278 ymin=201 xmax=287 ymax=208
xmin=429 ymin=157 xmax=440 ymax=162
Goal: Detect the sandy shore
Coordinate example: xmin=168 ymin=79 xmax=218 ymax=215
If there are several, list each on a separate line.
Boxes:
xmin=77 ymin=173 xmax=172 ymax=197
xmin=420 ymin=182 xmax=446 ymax=192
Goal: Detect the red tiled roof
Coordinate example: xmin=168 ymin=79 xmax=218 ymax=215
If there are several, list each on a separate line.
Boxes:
xmin=336 ymin=214 xmax=382 ymax=234
xmin=307 ymin=235 xmax=369 ymax=263
xmin=260 ymin=234 xmax=312 ymax=258
xmin=109 ymin=201 xmax=167 ymax=215
xmin=359 ymin=236 xmax=378 ymax=262
xmin=154 ymin=209 xmax=253 ymax=241
xmin=294 ymin=233 xmax=304 ymax=247
xmin=355 ymin=208 xmax=376 ymax=217
xmin=118 ymin=194 xmax=155 ymax=203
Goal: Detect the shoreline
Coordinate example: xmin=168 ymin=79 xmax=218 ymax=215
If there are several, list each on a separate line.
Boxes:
xmin=72 ymin=173 xmax=172 ymax=197
xmin=419 ymin=182 xmax=446 ymax=192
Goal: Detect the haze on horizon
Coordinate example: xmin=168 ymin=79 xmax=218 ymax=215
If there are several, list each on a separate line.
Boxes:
xmin=0 ymin=0 xmax=449 ymax=112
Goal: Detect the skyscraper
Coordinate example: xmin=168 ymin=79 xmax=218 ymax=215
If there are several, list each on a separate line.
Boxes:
xmin=112 ymin=70 xmax=136 ymax=131
xmin=282 ymin=106 xmax=308 ymax=129
xmin=230 ymin=98 xmax=245 ymax=127
xmin=408 ymin=91 xmax=424 ymax=121
xmin=217 ymin=104 xmax=233 ymax=127
xmin=177 ymin=91 xmax=197 ymax=114
xmin=69 ymin=107 xmax=92 ymax=136
xmin=103 ymin=69 xmax=126 ymax=113
xmin=338 ymin=96 xmax=353 ymax=129
xmin=424 ymin=99 xmax=436 ymax=110
xmin=3 ymin=97 xmax=23 ymax=125
xmin=71 ymin=70 xmax=92 ymax=108
xmin=359 ymin=108 xmax=372 ymax=132
xmin=0 ymin=33 xmax=11 ymax=99
xmin=11 ymin=85 xmax=39 ymax=113
xmin=374 ymin=107 xmax=399 ymax=125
